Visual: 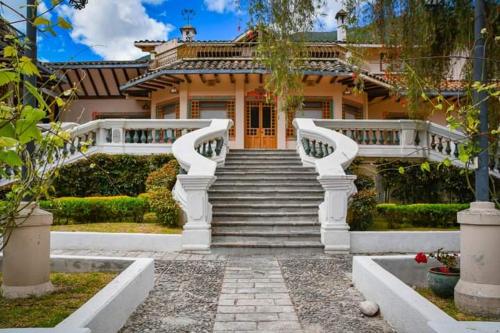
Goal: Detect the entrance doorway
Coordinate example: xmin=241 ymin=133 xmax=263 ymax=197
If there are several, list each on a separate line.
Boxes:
xmin=244 ymin=101 xmax=276 ymax=149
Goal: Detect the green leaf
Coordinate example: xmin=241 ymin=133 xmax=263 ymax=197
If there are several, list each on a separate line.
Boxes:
xmin=398 ymin=166 xmax=405 ymax=174
xmin=57 ymin=17 xmax=72 ymax=30
xmin=33 ymin=17 xmax=50 ymax=27
xmin=3 ymin=46 xmax=17 ymax=58
xmin=442 ymin=158 xmax=452 ymax=167
xmin=0 ymin=71 xmax=19 ymax=86
xmin=24 ymin=81 xmax=50 ymax=112
xmin=21 ymin=106 xmax=46 ymax=123
xmin=0 ymin=137 xmax=18 ymax=147
xmin=420 ymin=161 xmax=431 ymax=173
xmin=18 ymin=56 xmax=40 ymax=76
xmin=0 ymin=121 xmax=16 ymax=139
xmin=15 ymin=119 xmax=42 ymax=144
xmin=0 ymin=150 xmax=22 ymax=167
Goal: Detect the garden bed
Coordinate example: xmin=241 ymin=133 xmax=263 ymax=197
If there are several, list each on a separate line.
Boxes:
xmin=0 ymin=272 xmax=117 ymax=328
xmin=51 ymin=222 xmax=182 ymax=234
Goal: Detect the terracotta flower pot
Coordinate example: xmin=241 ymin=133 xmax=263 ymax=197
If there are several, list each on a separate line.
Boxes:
xmin=427 ymin=267 xmax=460 ymax=298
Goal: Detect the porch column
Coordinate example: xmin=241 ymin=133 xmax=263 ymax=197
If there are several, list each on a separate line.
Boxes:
xmin=332 ymin=84 xmax=343 ymax=119
xmin=362 ymin=93 xmax=369 ymax=119
xmin=179 ymin=82 xmax=189 ymax=119
xmin=277 ymin=98 xmax=287 ymax=149
xmin=317 ymin=175 xmax=357 ymax=254
xmin=234 ymin=76 xmax=245 ymax=149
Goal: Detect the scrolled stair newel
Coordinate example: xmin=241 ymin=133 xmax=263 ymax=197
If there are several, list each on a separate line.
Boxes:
xmin=177 ymin=175 xmax=216 ymax=253
xmin=317 ymin=175 xmax=357 ymax=254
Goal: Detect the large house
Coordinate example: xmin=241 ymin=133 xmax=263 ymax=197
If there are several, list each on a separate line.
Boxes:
xmin=46 ymin=11 xmax=463 ymax=150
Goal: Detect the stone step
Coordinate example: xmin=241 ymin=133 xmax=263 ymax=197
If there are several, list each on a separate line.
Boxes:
xmin=211 ymin=241 xmax=324 ymax=255
xmin=229 ymin=149 xmax=297 ymax=155
xmin=212 ymin=224 xmax=320 ymax=233
xmin=212 ymin=220 xmax=319 ymax=226
xmin=212 ymin=202 xmax=319 ymax=209
xmin=212 ymin=234 xmax=319 ymax=243
xmin=215 ymin=170 xmax=317 ymax=176
xmin=212 ymin=212 xmax=318 ymax=222
xmin=220 ymin=165 xmax=312 ymax=171
xmin=215 ymin=174 xmax=319 ymax=181
xmin=213 ymin=206 xmax=318 ymax=214
xmin=208 ymin=189 xmax=324 ymax=198
xmin=211 ymin=182 xmax=321 ymax=189
xmin=212 ymin=179 xmax=320 ymax=186
xmin=224 ymin=160 xmax=303 ymax=166
xmin=225 ymin=155 xmax=301 ymax=161
xmin=209 ymin=196 xmax=323 ymax=204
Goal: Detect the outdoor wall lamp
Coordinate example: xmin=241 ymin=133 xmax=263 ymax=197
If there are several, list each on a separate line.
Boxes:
xmin=170 ymin=87 xmax=178 ymax=94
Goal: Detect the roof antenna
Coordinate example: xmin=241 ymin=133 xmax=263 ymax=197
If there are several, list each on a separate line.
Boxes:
xmin=181 ymin=8 xmax=195 ymax=26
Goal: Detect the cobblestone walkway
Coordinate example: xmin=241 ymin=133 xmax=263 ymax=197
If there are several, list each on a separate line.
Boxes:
xmin=214 ymin=257 xmax=301 ymax=333
xmin=52 ymin=250 xmax=395 ymax=332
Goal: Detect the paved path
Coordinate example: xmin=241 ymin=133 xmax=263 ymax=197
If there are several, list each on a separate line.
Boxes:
xmin=52 ymin=250 xmax=395 ymax=332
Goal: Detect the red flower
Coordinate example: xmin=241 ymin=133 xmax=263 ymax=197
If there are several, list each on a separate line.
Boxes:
xmin=415 ymin=252 xmax=428 ymax=264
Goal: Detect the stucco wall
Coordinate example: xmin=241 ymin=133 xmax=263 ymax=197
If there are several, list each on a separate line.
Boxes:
xmin=61 ymin=98 xmax=148 ymax=123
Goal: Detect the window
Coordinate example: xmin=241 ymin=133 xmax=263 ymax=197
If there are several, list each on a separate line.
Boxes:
xmin=199 ymin=101 xmax=228 ymax=119
xmin=342 ymin=103 xmax=363 ymax=119
xmin=157 ymin=101 xmax=179 ymax=119
xmin=286 ymin=100 xmax=331 ymax=138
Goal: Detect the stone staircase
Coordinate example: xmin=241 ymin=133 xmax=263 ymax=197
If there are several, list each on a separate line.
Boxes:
xmin=209 ymin=149 xmax=324 ymax=254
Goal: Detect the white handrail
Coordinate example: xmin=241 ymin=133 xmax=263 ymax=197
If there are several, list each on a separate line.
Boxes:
xmin=171 ymin=119 xmax=233 ymax=253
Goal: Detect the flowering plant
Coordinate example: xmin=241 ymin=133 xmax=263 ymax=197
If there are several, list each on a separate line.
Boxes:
xmin=414 ymin=248 xmax=459 ymax=273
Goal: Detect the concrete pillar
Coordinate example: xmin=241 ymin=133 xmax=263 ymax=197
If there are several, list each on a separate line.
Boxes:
xmin=455 ymin=201 xmax=500 ymax=318
xmin=1 ymin=203 xmax=54 ymax=298
xmin=332 ymin=84 xmax=343 ymax=119
xmin=277 ymin=98 xmax=287 ymax=149
xmin=179 ymin=82 xmax=189 ymax=119
xmin=317 ymin=175 xmax=357 ymax=254
xmin=234 ymin=77 xmax=245 ymax=149
xmin=178 ymin=175 xmax=216 ymax=253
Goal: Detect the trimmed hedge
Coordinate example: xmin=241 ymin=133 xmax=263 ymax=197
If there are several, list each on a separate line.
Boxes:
xmin=146 ymin=160 xmax=179 ymax=192
xmin=376 ymin=203 xmax=470 ymax=228
xmin=40 ymin=196 xmax=148 ymax=224
xmin=347 ymin=175 xmax=378 ymax=231
xmin=141 ymin=189 xmax=179 ymax=227
xmin=52 ymin=154 xmax=175 ymax=197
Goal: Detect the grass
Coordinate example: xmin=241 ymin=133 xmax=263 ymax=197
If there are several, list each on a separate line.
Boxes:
xmin=0 ymin=272 xmax=117 ymax=328
xmin=367 ymin=216 xmax=460 ymax=231
xmin=51 ymin=222 xmax=182 ymax=234
xmin=416 ymin=288 xmax=499 ymax=322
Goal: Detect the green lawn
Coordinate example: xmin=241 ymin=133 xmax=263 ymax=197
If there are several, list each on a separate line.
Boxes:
xmin=367 ymin=216 xmax=460 ymax=231
xmin=51 ymin=222 xmax=182 ymax=234
xmin=416 ymin=288 xmax=498 ymax=322
xmin=0 ymin=272 xmax=117 ymax=328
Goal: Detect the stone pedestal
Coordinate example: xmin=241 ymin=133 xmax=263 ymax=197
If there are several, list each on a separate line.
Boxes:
xmin=177 ymin=175 xmax=216 ymax=253
xmin=455 ymin=201 xmax=500 ymax=318
xmin=1 ymin=203 xmax=54 ymax=298
xmin=317 ymin=175 xmax=357 ymax=254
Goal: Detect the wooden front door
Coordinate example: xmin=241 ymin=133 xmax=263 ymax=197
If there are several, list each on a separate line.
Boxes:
xmin=245 ymin=101 xmax=276 ymax=149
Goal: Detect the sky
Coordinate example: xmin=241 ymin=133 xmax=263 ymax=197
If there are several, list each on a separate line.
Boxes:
xmin=1 ymin=0 xmax=343 ymax=62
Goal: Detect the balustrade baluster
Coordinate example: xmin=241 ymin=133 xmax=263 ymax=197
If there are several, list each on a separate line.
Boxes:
xmin=202 ymin=142 xmax=207 ymax=156
xmin=69 ymin=139 xmax=76 ymax=154
xmin=154 ymin=130 xmax=160 ymax=143
xmin=378 ymin=130 xmax=385 ymax=145
xmin=140 ymin=130 xmax=147 ymax=143
xmin=207 ymin=140 xmax=213 ymax=157
xmin=364 ymin=130 xmax=370 ymax=144
xmin=317 ymin=142 xmax=324 ymax=158
xmin=302 ymin=137 xmax=311 ymax=155
xmin=386 ymin=131 xmax=393 ymax=145
xmin=372 ymin=130 xmax=377 ymax=144
xmin=133 ymin=130 xmax=139 ymax=143
xmin=394 ymin=130 xmax=400 ymax=145
xmin=76 ymin=136 xmax=82 ymax=151
xmin=171 ymin=129 xmax=177 ymax=142
xmin=445 ymin=140 xmax=452 ymax=155
xmin=323 ymin=143 xmax=329 ymax=156
xmin=437 ymin=137 xmax=443 ymax=153
xmin=125 ymin=130 xmax=132 ymax=143
xmin=430 ymin=134 xmax=436 ymax=150
xmin=147 ymin=130 xmax=154 ymax=143
xmin=311 ymin=140 xmax=317 ymax=157
xmin=62 ymin=142 xmax=69 ymax=157
xmin=215 ymin=138 xmax=223 ymax=155
xmin=454 ymin=142 xmax=460 ymax=158
xmin=105 ymin=129 xmax=112 ymax=143
xmin=414 ymin=131 xmax=421 ymax=145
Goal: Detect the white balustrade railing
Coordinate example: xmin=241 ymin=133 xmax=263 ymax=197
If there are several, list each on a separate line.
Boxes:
xmin=293 ymin=118 xmax=359 ymax=253
xmin=171 ymin=119 xmax=233 ymax=252
xmin=315 ymin=119 xmax=500 ymax=176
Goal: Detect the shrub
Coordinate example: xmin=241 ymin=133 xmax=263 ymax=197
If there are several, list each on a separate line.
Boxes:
xmin=348 ymin=189 xmax=378 ymax=231
xmin=142 ymin=189 xmax=180 ymax=227
xmin=40 ymin=196 xmax=148 ymax=224
xmin=146 ymin=160 xmax=179 ymax=191
xmin=376 ymin=203 xmax=470 ymax=228
xmin=52 ymin=154 xmax=175 ymax=197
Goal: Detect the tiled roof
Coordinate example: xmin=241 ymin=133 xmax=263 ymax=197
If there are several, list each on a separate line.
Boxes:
xmin=45 ymin=59 xmax=149 ymax=69
xmin=121 ymin=58 xmax=361 ymax=90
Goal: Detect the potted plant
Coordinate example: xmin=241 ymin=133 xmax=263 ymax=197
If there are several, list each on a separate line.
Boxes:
xmin=415 ymin=248 xmax=460 ymax=298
